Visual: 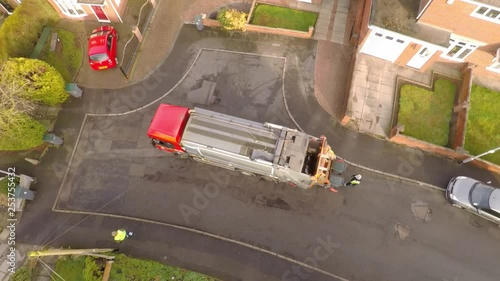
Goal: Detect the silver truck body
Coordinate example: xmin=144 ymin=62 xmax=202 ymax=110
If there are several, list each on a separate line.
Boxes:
xmin=180 ymin=108 xmax=325 ymax=189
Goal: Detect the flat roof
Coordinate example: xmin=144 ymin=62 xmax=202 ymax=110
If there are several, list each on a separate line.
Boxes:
xmin=370 ymin=0 xmax=451 ymax=47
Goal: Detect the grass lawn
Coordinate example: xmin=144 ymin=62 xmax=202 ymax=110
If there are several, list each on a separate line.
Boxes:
xmin=55 ymin=254 xmax=219 ymax=281
xmin=398 ymin=79 xmax=456 ymax=146
xmin=0 ymin=0 xmax=59 ymax=59
xmin=464 ymin=85 xmax=500 ymax=165
xmin=250 ymin=4 xmax=318 ymax=32
xmin=40 ymin=28 xmax=83 ymax=83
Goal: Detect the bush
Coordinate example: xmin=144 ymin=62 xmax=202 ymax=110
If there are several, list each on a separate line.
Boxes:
xmin=0 ymin=114 xmax=46 ymax=151
xmin=10 ymin=266 xmax=33 ymax=281
xmin=2 ymin=58 xmax=68 ymax=106
xmin=0 ymin=0 xmax=58 ymax=59
xmin=83 ymin=257 xmax=103 ymax=281
xmin=217 ymin=8 xmax=247 ymax=30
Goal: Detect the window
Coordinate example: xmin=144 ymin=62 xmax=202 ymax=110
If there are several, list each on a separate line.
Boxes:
xmin=480 ymin=209 xmax=500 ymax=219
xmin=443 ymin=39 xmax=477 ymax=61
xmin=476 ymin=7 xmax=488 ymax=15
xmin=107 ymin=35 xmax=112 ymax=51
xmin=53 ymin=0 xmax=86 ymax=17
xmin=487 ymin=62 xmax=500 ymax=73
xmin=472 ymin=6 xmax=500 ymax=23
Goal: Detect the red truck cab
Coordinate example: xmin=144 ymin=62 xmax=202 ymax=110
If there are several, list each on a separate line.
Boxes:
xmin=147 ymin=104 xmax=190 ymax=153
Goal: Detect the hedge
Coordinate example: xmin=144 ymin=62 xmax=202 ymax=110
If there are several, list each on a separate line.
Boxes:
xmin=0 ymin=114 xmax=46 ymax=151
xmin=0 ymin=0 xmax=58 ymax=59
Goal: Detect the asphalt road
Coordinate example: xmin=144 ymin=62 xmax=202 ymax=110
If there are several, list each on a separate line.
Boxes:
xmin=13 ymin=25 xmax=500 ymax=281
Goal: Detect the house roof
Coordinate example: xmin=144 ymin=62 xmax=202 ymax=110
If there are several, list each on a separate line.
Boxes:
xmin=473 ymin=0 xmax=500 ymax=8
xmin=370 ymin=0 xmax=450 ymax=47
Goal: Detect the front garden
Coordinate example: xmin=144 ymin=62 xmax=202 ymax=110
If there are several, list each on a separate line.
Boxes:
xmin=250 ymin=4 xmax=318 ymax=32
xmin=53 ymin=254 xmax=219 ymax=281
xmin=0 ymin=0 xmax=82 ymax=152
xmin=397 ymin=79 xmax=456 ymax=146
xmin=40 ymin=28 xmax=83 ymax=82
xmin=464 ymin=85 xmax=500 ymax=165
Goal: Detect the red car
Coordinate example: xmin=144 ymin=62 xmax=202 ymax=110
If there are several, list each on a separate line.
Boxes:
xmin=88 ymin=26 xmax=118 ymax=70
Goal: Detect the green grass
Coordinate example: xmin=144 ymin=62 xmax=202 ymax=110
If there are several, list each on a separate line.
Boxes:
xmin=250 ymin=4 xmax=318 ymax=32
xmin=0 ymin=176 xmax=20 ymax=195
xmin=464 ymin=85 xmax=500 ymax=165
xmin=55 ymin=256 xmax=87 ymax=281
xmin=398 ymin=79 xmax=456 ymax=146
xmin=55 ymin=254 xmax=219 ymax=281
xmin=0 ymin=114 xmax=46 ymax=151
xmin=40 ymin=28 xmax=83 ymax=83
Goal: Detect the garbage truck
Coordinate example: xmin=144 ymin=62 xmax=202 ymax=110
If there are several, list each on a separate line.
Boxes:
xmin=147 ymin=104 xmax=337 ymax=189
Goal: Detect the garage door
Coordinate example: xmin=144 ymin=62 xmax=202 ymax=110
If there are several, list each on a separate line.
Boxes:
xmin=360 ymin=31 xmax=409 ymax=63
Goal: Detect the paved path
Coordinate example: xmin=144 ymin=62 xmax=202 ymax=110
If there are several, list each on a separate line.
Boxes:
xmin=314 ymin=0 xmax=350 ymax=44
xmin=347 ymin=54 xmax=462 ymax=137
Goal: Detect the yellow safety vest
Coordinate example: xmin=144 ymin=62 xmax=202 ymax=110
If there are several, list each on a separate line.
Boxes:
xmin=114 ymin=229 xmax=127 ymax=242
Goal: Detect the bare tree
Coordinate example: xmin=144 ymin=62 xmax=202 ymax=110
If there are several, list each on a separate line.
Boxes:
xmin=0 ymin=62 xmax=37 ymax=133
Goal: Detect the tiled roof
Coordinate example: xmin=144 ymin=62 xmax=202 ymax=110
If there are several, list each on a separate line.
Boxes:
xmin=473 ymin=0 xmax=500 ymax=8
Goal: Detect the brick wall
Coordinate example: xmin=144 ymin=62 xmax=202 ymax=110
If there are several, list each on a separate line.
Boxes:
xmin=418 ymin=0 xmax=500 ymax=44
xmin=451 ymin=64 xmax=473 ymax=150
xmin=202 ymin=18 xmax=314 ymax=38
xmin=390 ymin=134 xmax=500 ymax=174
xmin=351 ymin=0 xmax=371 ymax=46
xmin=182 ymin=0 xmax=252 ymax=22
xmin=46 ymin=0 xmax=124 ymax=22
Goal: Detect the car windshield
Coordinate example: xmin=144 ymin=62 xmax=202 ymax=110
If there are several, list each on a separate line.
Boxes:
xmin=90 ymin=31 xmax=106 ymax=38
xmin=89 ymin=53 xmax=109 ymax=62
xmin=469 ymin=183 xmax=494 ymax=208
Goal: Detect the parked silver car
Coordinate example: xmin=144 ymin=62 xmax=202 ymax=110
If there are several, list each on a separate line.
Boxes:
xmin=446 ymin=176 xmax=500 ymax=226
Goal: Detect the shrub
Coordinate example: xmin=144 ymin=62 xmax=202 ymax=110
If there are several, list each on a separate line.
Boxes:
xmin=0 ymin=114 xmax=46 ymax=151
xmin=0 ymin=0 xmax=58 ymax=59
xmin=217 ymin=8 xmax=247 ymax=30
xmin=10 ymin=266 xmax=33 ymax=281
xmin=2 ymin=58 xmax=68 ymax=106
xmin=83 ymin=257 xmax=103 ymax=281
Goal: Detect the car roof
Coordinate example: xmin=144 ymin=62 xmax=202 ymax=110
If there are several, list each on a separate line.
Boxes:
xmin=471 ymin=183 xmax=495 ymax=209
xmin=489 ymin=189 xmax=500 ymax=212
xmin=88 ymin=35 xmax=107 ymax=55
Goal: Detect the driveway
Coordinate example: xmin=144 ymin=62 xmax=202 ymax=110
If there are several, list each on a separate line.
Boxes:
xmin=15 ymin=25 xmax=500 ymax=281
